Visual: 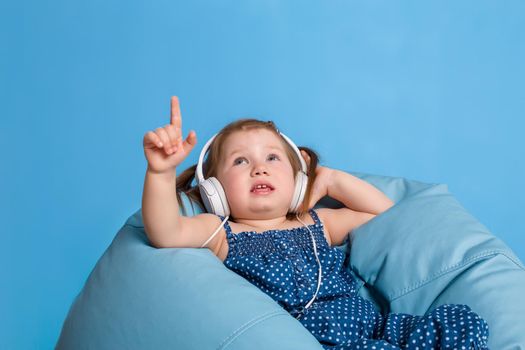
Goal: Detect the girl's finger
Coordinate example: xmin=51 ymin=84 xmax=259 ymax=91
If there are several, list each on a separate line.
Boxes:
xmin=155 ymin=127 xmax=172 ymax=154
xmin=301 ymin=150 xmax=310 ymax=159
xmin=170 ymin=96 xmax=182 ymax=130
xmin=164 ymin=124 xmax=179 ymax=151
xmin=301 ymin=151 xmax=311 ymax=165
xmin=181 ymin=130 xmax=197 ymax=150
xmin=145 ymin=131 xmax=164 ymax=148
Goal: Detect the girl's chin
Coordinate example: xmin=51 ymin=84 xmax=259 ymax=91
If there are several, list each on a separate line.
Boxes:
xmin=231 ymin=207 xmax=288 ymax=219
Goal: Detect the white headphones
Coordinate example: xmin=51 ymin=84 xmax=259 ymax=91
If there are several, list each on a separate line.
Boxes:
xmin=194 ymin=131 xmax=309 ymax=217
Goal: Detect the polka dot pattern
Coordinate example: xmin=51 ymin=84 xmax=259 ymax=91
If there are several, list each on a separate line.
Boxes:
xmin=218 ymin=209 xmax=490 ymax=349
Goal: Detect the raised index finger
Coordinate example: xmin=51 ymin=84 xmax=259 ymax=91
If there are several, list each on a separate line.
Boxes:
xmin=170 ymin=96 xmax=182 ymax=129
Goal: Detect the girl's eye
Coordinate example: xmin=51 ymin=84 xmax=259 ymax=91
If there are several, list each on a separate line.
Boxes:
xmin=233 ymin=154 xmax=280 ymax=165
xmin=233 ymin=157 xmax=247 ymax=165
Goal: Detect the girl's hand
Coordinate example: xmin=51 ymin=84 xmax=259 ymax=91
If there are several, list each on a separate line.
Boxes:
xmin=143 ymin=96 xmax=197 ymax=174
xmin=298 ymin=150 xmax=336 ymax=211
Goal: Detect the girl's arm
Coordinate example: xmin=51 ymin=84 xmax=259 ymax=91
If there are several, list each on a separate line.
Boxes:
xmin=316 ymin=168 xmax=395 ymax=246
xmin=142 ymin=167 xmax=224 ymax=251
xmin=142 ymin=168 xmax=183 ymax=248
xmin=141 ymin=96 xmax=224 ymax=252
xmin=328 ymin=169 xmax=394 ymax=215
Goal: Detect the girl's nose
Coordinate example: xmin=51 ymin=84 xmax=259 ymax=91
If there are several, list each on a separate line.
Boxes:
xmin=251 ymin=164 xmax=269 ymax=176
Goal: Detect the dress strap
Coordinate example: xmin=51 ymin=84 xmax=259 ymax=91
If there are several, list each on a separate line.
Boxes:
xmin=307 ymin=208 xmax=322 ymax=226
xmin=218 ymin=215 xmax=235 ymax=235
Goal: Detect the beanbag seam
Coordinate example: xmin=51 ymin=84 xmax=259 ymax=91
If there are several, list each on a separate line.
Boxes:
xmin=219 ymin=309 xmax=290 ymax=350
xmin=388 ymin=249 xmax=519 ymax=301
xmin=125 ymin=223 xmax=144 ymax=229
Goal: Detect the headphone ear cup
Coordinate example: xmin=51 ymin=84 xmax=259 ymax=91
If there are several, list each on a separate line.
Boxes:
xmin=198 ymin=177 xmax=230 ymax=216
xmin=289 ymin=171 xmax=308 ymax=213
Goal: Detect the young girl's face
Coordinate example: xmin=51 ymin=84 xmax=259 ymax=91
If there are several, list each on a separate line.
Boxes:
xmin=216 ymin=128 xmax=296 ymax=220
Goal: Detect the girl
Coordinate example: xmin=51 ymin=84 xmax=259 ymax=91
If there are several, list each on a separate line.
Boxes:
xmin=141 ymin=96 xmax=490 ymax=349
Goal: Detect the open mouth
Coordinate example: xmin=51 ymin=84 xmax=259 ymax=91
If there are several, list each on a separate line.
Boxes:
xmin=250 ymin=183 xmax=275 ymax=194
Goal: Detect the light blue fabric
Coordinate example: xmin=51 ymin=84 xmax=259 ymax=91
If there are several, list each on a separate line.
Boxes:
xmin=56 ymin=172 xmax=525 ymax=349
xmin=347 ymin=172 xmax=525 ymax=349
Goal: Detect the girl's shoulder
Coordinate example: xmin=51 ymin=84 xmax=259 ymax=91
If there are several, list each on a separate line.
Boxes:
xmin=314 ymin=207 xmax=377 ymax=246
xmin=176 ymin=212 xmax=229 ymax=254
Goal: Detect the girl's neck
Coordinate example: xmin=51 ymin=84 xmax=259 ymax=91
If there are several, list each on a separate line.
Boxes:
xmin=232 ymin=214 xmax=293 ymax=231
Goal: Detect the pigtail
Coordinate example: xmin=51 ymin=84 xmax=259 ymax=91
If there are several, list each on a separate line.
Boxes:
xmin=175 ymin=164 xmax=206 ymax=216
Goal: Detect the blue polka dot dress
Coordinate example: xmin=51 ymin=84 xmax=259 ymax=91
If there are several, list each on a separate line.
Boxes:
xmin=217 ymin=209 xmax=490 ymax=349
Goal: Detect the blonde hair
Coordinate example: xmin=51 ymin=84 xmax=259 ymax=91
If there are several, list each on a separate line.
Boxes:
xmin=176 ymin=118 xmax=320 ymax=221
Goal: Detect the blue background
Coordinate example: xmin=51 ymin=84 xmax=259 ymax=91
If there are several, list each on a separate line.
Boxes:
xmin=2 ymin=1 xmax=524 ymax=348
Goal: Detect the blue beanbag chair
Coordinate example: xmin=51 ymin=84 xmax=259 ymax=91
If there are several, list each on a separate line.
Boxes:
xmin=56 ymin=171 xmax=525 ymax=349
